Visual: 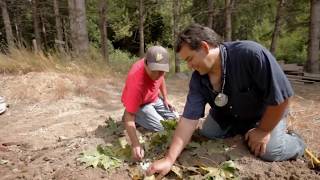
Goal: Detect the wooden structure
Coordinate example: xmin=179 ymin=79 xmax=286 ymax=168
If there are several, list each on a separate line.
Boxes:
xmin=279 ymin=61 xmax=320 ymax=84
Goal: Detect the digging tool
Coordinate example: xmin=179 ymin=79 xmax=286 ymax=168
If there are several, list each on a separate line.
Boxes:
xmin=305 ymin=148 xmax=320 ymax=168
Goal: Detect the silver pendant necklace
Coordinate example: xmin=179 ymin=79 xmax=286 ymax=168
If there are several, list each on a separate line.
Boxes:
xmin=214 ymin=45 xmax=228 ymax=107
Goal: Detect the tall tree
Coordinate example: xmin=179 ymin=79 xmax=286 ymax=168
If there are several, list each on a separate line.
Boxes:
xmin=0 ymin=0 xmax=14 ymax=48
xmin=31 ymin=0 xmax=42 ymax=50
xmin=53 ymin=0 xmax=64 ymax=52
xmin=270 ymin=0 xmax=286 ymax=55
xmin=173 ymin=0 xmax=180 ymax=73
xmin=306 ymin=0 xmax=320 ymax=73
xmin=207 ymin=0 xmax=214 ymax=29
xmin=139 ymin=0 xmax=145 ymax=57
xmin=68 ymin=0 xmax=89 ymax=54
xmin=224 ymin=0 xmax=233 ymax=41
xmin=99 ymin=0 xmax=109 ymax=63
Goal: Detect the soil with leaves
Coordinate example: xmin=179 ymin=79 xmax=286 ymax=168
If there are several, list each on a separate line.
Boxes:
xmin=0 ymin=72 xmax=319 ymax=179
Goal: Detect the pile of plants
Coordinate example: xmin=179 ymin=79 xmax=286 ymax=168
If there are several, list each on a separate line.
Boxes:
xmin=78 ymin=117 xmax=238 ymax=179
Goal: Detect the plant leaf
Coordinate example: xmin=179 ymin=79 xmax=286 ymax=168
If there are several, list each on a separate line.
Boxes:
xmin=171 ymin=165 xmax=183 ymax=179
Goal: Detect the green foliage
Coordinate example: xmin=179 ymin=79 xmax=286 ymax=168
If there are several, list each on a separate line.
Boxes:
xmin=109 ymin=49 xmax=138 ymax=73
xmin=200 ymin=160 xmax=237 ymax=179
xmin=233 ymin=0 xmax=275 ymax=40
xmin=160 ymin=119 xmax=177 ymax=131
xmin=108 ymin=0 xmax=135 ymax=40
xmin=78 ymin=117 xmax=238 ymax=179
xmin=277 ymin=29 xmax=308 ymax=64
xmin=146 ymin=120 xmax=178 ymax=154
xmin=250 ymin=18 xmax=273 ymax=48
xmin=86 ymin=1 xmax=100 ymax=48
xmin=105 ymin=116 xmax=123 ymax=136
xmin=77 ymin=145 xmax=123 ymax=170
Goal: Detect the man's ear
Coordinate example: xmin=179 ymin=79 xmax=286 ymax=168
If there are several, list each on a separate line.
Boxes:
xmin=200 ymin=41 xmax=210 ymax=54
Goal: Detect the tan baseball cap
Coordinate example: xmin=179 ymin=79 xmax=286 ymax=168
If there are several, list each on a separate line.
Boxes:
xmin=145 ymin=46 xmax=170 ymax=72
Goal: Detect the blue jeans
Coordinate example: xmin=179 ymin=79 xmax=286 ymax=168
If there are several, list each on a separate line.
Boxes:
xmin=135 ymin=97 xmax=178 ymax=131
xmin=200 ymin=114 xmax=306 ymax=161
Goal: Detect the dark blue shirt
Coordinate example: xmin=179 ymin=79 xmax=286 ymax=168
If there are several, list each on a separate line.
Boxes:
xmin=182 ymin=41 xmax=293 ymax=134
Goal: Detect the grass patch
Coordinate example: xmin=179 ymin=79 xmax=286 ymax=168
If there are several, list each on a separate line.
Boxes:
xmin=0 ymin=47 xmax=137 ymax=78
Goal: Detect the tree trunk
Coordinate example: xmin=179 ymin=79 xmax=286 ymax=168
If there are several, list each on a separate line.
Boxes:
xmin=40 ymin=12 xmax=48 ymax=50
xmin=207 ymin=0 xmax=214 ymax=29
xmin=139 ymin=0 xmax=145 ymax=58
xmin=224 ymin=0 xmax=233 ymax=41
xmin=306 ymin=0 xmax=320 ymax=73
xmin=0 ymin=0 xmax=14 ymax=48
xmin=68 ymin=0 xmax=89 ymax=55
xmin=14 ymin=16 xmax=22 ymax=47
xmin=173 ymin=0 xmax=180 ymax=73
xmin=62 ymin=18 xmax=70 ymax=52
xmin=99 ymin=0 xmax=109 ymax=63
xmin=270 ymin=0 xmax=286 ymax=55
xmin=53 ymin=0 xmax=64 ymax=52
xmin=32 ymin=0 xmax=41 ymax=51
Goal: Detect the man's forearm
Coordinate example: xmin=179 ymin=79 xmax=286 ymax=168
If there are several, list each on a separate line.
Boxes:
xmin=258 ymin=99 xmax=289 ymax=132
xmin=159 ymin=80 xmax=168 ymax=100
xmin=123 ymin=111 xmax=140 ymax=146
xmin=165 ymin=117 xmax=198 ymax=163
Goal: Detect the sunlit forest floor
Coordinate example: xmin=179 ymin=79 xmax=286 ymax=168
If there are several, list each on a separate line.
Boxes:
xmin=0 ymin=71 xmax=319 ymax=179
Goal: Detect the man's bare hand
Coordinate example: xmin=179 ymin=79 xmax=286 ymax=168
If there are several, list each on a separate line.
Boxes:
xmin=163 ymin=99 xmax=176 ymax=112
xmin=132 ymin=145 xmax=144 ymax=161
xmin=245 ymin=128 xmax=271 ymax=157
xmin=146 ymin=157 xmax=174 ymax=180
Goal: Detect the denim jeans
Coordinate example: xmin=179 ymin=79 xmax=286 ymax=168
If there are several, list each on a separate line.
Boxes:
xmin=135 ymin=97 xmax=178 ymax=131
xmin=199 ymin=114 xmax=306 ymax=161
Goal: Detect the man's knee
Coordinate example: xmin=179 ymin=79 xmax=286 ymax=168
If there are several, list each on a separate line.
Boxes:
xmin=259 ymin=137 xmax=305 ymax=162
xmin=260 ymin=145 xmax=284 ymax=161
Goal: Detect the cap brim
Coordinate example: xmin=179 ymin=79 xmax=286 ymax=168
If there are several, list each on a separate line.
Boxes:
xmin=148 ymin=63 xmax=169 ymax=72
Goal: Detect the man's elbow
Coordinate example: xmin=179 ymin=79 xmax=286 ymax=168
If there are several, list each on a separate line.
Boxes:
xmin=123 ymin=110 xmax=135 ymax=123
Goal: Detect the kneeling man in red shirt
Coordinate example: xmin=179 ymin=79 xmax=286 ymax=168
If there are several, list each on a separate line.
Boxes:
xmin=121 ymin=46 xmax=178 ymax=161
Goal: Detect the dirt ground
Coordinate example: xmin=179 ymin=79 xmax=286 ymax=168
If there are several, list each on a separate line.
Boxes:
xmin=0 ymin=72 xmax=319 ymax=180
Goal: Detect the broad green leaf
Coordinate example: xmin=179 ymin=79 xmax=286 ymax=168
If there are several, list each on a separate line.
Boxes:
xmin=78 ymin=150 xmax=101 ymax=168
xmin=221 ymin=160 xmax=236 ymax=171
xmin=220 ymin=160 xmax=237 ymax=178
xmin=105 ymin=117 xmax=123 ymax=136
xmin=160 ymin=120 xmax=177 ymax=131
xmin=99 ymin=155 xmax=112 ymax=169
xmin=118 ymin=137 xmax=128 ymax=148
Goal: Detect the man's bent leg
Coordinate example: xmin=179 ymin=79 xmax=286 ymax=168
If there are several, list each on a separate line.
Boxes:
xmin=135 ymin=103 xmax=165 ymax=131
xmin=153 ymin=98 xmax=178 ymax=120
xmin=199 ymin=114 xmax=230 ymax=139
xmin=260 ymin=119 xmax=305 ymax=161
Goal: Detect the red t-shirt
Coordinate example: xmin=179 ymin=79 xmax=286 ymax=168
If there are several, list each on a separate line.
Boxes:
xmin=121 ymin=59 xmax=164 ymax=113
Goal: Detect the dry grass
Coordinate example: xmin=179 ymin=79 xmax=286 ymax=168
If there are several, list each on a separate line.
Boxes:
xmin=0 ymin=48 xmax=114 ymax=78
xmin=55 ymin=79 xmax=68 ymax=100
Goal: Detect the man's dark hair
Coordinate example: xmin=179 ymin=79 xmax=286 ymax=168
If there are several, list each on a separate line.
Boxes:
xmin=175 ymin=23 xmax=222 ymax=53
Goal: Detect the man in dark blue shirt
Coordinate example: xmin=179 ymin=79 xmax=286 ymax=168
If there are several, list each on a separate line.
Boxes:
xmin=147 ymin=24 xmax=305 ymax=178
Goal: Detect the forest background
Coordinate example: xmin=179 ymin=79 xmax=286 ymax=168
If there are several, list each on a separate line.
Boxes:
xmin=0 ymin=0 xmax=319 ymax=75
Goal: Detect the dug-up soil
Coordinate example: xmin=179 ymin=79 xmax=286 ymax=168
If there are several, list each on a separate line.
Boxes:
xmin=0 ymin=72 xmax=319 ymax=180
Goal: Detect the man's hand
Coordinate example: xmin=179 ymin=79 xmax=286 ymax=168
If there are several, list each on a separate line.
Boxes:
xmin=146 ymin=156 xmax=174 ymax=179
xmin=245 ymin=128 xmax=271 ymax=157
xmin=163 ymin=99 xmax=175 ymax=111
xmin=132 ymin=145 xmax=144 ymax=161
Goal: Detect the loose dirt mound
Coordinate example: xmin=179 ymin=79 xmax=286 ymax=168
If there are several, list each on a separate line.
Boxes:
xmin=0 ymin=72 xmax=319 ymax=179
